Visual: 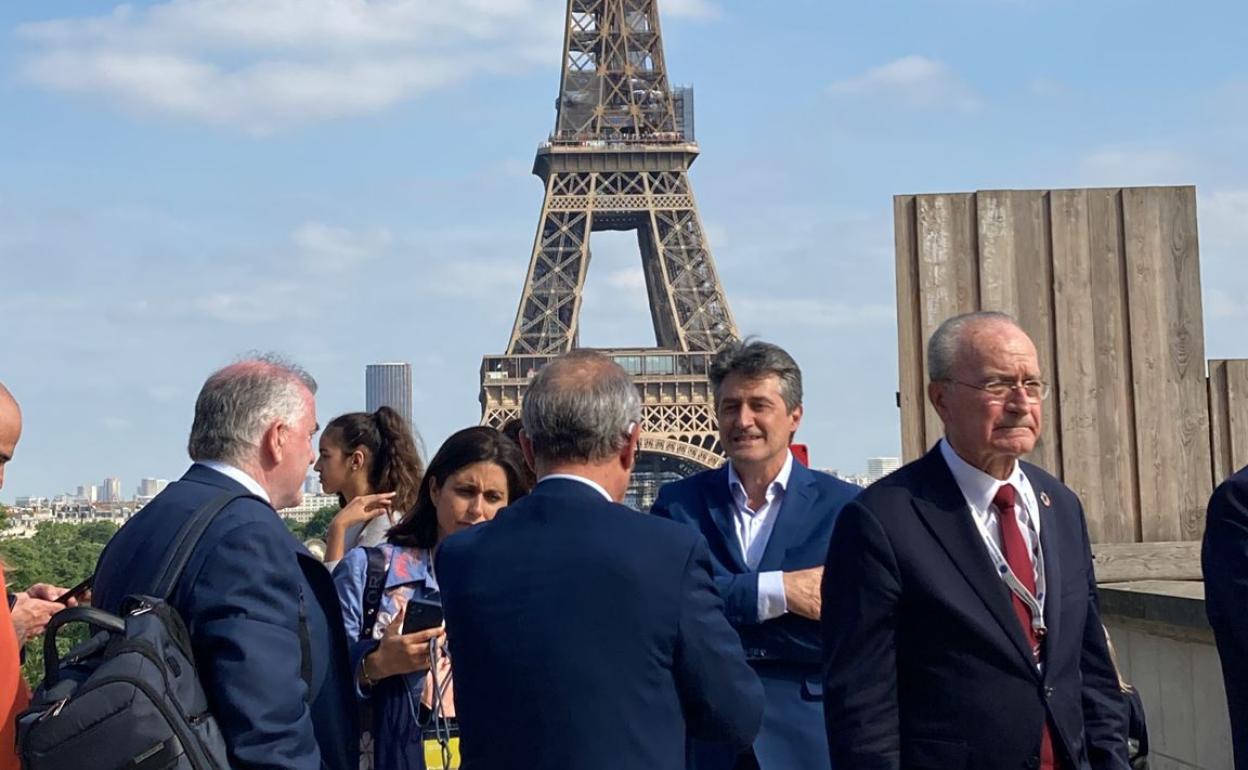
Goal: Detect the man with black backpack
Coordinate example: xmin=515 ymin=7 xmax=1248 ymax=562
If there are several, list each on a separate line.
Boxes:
xmin=87 ymin=355 xmax=358 ymax=769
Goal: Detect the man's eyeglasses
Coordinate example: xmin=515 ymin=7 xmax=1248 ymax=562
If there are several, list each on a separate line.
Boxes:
xmin=943 ymin=378 xmax=1050 ymax=402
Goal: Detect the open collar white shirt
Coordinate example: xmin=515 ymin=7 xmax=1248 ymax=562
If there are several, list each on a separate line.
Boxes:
xmin=938 ymin=439 xmax=1046 ymax=613
xmin=194 ymin=460 xmax=271 ymax=506
xmin=726 ymin=451 xmax=793 ymax=621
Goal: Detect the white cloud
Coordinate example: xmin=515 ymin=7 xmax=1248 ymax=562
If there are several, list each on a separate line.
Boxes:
xmin=293 ymin=222 xmax=393 ymax=272
xmin=827 ymin=55 xmax=981 ymax=112
xmin=735 ymin=298 xmax=894 ymax=329
xmin=663 ymin=0 xmax=721 ymax=20
xmin=15 ymin=0 xmax=716 ymax=133
xmin=606 ymin=267 xmax=646 ymax=289
xmin=1078 ymin=144 xmax=1195 ymax=187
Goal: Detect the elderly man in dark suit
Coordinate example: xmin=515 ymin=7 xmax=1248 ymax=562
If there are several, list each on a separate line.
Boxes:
xmin=653 ymin=339 xmax=860 ymax=770
xmin=821 ymin=311 xmax=1130 ymax=770
xmin=1204 ymin=463 xmax=1248 ymax=769
xmin=437 ymin=350 xmax=764 ymax=770
xmin=93 ymin=355 xmax=357 ymax=770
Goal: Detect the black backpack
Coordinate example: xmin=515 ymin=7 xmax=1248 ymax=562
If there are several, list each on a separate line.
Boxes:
xmin=16 ymin=491 xmax=309 ymax=770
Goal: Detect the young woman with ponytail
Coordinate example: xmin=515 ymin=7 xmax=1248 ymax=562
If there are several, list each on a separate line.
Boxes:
xmin=314 ymin=406 xmax=425 ymax=572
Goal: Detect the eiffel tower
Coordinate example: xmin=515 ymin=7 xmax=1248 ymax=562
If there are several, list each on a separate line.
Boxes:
xmin=480 ymin=0 xmax=739 ymax=507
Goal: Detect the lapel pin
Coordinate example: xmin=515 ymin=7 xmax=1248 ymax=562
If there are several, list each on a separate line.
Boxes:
xmin=1039 ymin=491 xmax=1052 ymax=507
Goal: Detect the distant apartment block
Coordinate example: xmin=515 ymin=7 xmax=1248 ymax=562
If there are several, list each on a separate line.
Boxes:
xmin=865 ymin=456 xmax=901 ymax=484
xmin=365 ymin=362 xmax=413 ymax=427
xmin=279 ymin=493 xmax=340 ymax=525
xmin=137 ymin=478 xmax=168 ymax=497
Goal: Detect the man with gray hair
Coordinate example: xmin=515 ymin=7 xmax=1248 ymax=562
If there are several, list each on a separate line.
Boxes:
xmin=93 ymin=355 xmax=358 ymax=770
xmin=652 ymin=338 xmax=861 ymax=770
xmin=437 ymin=349 xmax=764 ymax=770
xmin=821 ymin=312 xmax=1129 ymax=770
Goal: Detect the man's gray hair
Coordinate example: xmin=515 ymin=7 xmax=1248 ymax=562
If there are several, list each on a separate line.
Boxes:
xmin=926 ymin=311 xmax=1020 ymax=381
xmin=708 ymin=338 xmax=803 ymax=412
xmin=187 ymin=353 xmax=317 ymax=465
xmin=521 ymin=350 xmax=642 ymax=464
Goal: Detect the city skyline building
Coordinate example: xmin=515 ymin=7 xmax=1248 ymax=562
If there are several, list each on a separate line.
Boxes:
xmin=865 ymin=456 xmax=901 ymax=484
xmin=102 ymin=477 xmax=122 ymax=503
xmin=365 ymin=362 xmax=413 ymax=427
xmin=137 ymin=478 xmax=168 ymax=497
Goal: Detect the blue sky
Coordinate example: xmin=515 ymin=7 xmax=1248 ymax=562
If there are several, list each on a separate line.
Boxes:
xmin=2 ymin=0 xmax=1247 ymax=501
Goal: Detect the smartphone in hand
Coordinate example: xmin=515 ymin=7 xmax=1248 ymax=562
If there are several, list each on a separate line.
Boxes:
xmin=56 ymin=576 xmax=94 ymax=605
xmin=401 ymin=598 xmax=444 ymax=635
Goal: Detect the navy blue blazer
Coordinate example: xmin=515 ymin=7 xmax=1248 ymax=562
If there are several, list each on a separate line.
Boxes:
xmin=1203 ymin=464 xmax=1248 ymax=770
xmin=93 ymin=464 xmax=358 ymax=770
xmin=435 ymin=477 xmax=765 ymax=770
xmin=652 ymin=460 xmax=860 ymax=770
xmin=821 ymin=446 xmax=1130 ymax=770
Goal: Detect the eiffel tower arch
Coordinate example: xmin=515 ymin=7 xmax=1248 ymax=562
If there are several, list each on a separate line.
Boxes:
xmin=480 ymin=0 xmax=739 ymax=508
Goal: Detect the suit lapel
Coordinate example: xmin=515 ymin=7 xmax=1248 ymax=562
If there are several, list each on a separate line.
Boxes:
xmin=757 ymin=462 xmax=816 ymax=572
xmin=703 ymin=467 xmax=748 ymax=572
xmin=911 ymin=449 xmax=1040 ymax=677
xmin=1029 ymin=468 xmax=1063 ymax=671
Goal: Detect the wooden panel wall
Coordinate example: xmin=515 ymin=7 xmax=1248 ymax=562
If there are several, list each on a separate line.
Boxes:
xmin=1210 ymin=359 xmax=1248 ymax=483
xmin=895 ymin=186 xmax=1210 ymax=544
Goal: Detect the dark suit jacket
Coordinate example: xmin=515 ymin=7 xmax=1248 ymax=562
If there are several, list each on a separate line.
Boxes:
xmin=93 ymin=464 xmax=358 ymax=770
xmin=435 ymin=477 xmax=765 ymax=770
xmin=821 ymin=446 xmax=1130 ymax=770
xmin=652 ymin=461 xmax=860 ymax=770
xmin=1203 ymin=464 xmax=1248 ymax=770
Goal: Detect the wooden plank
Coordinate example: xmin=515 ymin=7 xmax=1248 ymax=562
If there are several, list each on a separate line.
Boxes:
xmin=1091 ymin=541 xmax=1202 ymax=583
xmin=977 ymin=190 xmax=1061 ymax=476
xmin=1211 ymin=360 xmax=1232 ymax=484
xmin=894 ymin=195 xmax=927 ymax=463
xmin=915 ymin=193 xmax=980 ymax=452
xmin=1123 ymin=187 xmax=1210 ymax=541
xmin=1051 ymin=189 xmax=1138 ymax=543
xmin=1210 ymin=359 xmax=1248 ymax=482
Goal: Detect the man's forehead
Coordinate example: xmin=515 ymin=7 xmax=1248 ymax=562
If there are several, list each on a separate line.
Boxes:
xmin=957 ymin=324 xmax=1038 ymax=369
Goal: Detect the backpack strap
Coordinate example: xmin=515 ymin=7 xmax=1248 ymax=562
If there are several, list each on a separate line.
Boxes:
xmin=360 ymin=546 xmax=388 ymax=642
xmin=151 ymin=490 xmax=263 ymax=599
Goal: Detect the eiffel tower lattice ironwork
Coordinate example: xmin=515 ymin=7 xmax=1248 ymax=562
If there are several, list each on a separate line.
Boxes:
xmin=480 ymin=0 xmax=740 ymax=504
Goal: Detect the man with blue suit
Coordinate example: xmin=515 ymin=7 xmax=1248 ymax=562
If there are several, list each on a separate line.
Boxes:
xmin=653 ymin=339 xmax=860 ymax=770
xmin=821 ymin=312 xmax=1130 ymax=770
xmin=1203 ymin=462 xmax=1248 ymax=769
xmin=437 ymin=350 xmax=764 ymax=770
xmin=93 ymin=355 xmax=357 ymax=770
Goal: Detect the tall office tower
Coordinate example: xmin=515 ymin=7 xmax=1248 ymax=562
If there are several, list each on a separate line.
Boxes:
xmin=102 ymin=477 xmax=122 ymax=503
xmin=137 ymin=478 xmax=168 ymax=497
xmin=865 ymin=456 xmax=901 ymax=484
xmin=365 ymin=363 xmax=414 ymax=427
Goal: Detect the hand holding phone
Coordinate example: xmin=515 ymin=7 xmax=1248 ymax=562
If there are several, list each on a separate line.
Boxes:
xmin=401 ymin=598 xmax=444 ymax=635
xmin=56 ymin=576 xmax=94 ymax=605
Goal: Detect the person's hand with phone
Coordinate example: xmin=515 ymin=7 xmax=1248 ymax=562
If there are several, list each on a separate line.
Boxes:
xmin=11 ymin=584 xmax=68 ymax=644
xmin=360 ymin=599 xmax=445 ymax=684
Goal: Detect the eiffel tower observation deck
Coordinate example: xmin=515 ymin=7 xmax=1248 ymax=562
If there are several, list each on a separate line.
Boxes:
xmin=480 ymin=0 xmax=739 ymax=508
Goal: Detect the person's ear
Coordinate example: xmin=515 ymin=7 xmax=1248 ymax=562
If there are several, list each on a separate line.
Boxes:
xmin=519 ymin=430 xmax=537 ymax=473
xmin=620 ymin=422 xmax=641 ymax=472
xmin=264 ymin=421 xmax=285 ymax=466
xmin=350 ymin=447 xmax=366 ymax=472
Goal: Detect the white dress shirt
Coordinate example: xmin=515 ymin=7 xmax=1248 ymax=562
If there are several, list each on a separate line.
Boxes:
xmin=538 ymin=473 xmax=613 ymax=501
xmin=727 ymin=452 xmax=793 ymax=621
xmin=195 ymin=460 xmax=271 ymax=505
xmin=938 ymin=439 xmax=1046 ymax=613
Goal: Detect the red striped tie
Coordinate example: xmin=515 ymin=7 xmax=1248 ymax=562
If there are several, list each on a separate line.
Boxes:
xmin=993 ymin=483 xmax=1059 ymax=770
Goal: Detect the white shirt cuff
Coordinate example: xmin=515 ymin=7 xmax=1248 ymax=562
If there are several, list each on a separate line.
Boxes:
xmin=757 ymin=571 xmax=788 ymax=621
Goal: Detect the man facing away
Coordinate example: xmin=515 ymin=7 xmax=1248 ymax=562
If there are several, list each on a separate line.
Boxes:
xmin=92 ymin=356 xmax=357 ymax=770
xmin=652 ymin=339 xmax=860 ymax=770
xmin=821 ymin=312 xmax=1130 ymax=770
xmin=437 ymin=350 xmax=764 ymax=770
xmin=1203 ymin=461 xmax=1248 ymax=769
